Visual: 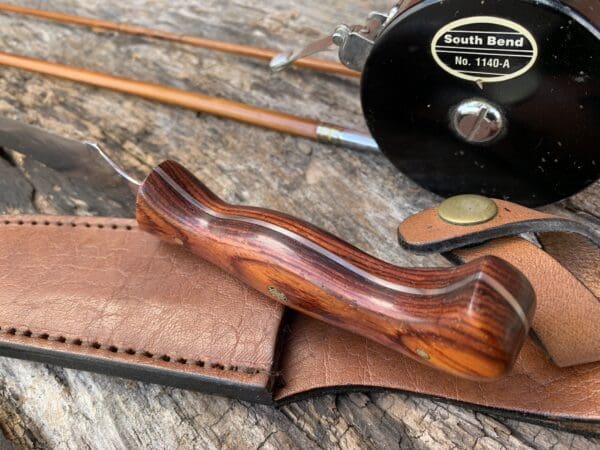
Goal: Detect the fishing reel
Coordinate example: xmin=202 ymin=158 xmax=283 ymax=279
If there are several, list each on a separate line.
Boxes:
xmin=272 ymin=0 xmax=600 ymax=206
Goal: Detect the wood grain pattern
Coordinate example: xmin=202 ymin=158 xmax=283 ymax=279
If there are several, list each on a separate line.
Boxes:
xmin=0 ymin=0 xmax=598 ymax=447
xmin=136 ymin=160 xmax=535 ymax=380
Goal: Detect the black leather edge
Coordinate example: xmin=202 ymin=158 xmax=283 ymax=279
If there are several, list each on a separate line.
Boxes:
xmin=4 ymin=338 xmax=598 ymax=437
xmin=0 ymin=340 xmax=275 ymax=405
xmin=398 ymin=217 xmax=600 ymax=254
xmin=275 ymin=386 xmax=600 ymax=437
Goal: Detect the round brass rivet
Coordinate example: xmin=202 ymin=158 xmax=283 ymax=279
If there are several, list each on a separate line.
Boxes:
xmin=267 ymin=286 xmax=288 ymax=302
xmin=438 ymin=194 xmax=498 ymax=226
xmin=415 ymin=348 xmax=430 ymax=360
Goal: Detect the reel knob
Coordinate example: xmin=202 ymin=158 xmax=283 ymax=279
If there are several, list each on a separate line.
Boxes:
xmin=452 ymin=99 xmax=505 ymax=144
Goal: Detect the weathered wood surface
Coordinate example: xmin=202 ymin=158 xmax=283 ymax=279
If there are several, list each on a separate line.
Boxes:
xmin=0 ymin=0 xmax=597 ymax=448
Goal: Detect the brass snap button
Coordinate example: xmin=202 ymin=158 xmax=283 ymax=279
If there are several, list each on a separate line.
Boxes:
xmin=438 ymin=194 xmax=498 ymax=225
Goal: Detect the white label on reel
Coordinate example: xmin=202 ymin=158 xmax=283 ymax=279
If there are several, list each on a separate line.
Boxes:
xmin=431 ymin=16 xmax=538 ymax=83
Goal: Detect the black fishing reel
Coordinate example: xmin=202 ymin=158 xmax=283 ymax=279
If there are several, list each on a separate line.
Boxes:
xmin=274 ymin=0 xmax=600 ymax=206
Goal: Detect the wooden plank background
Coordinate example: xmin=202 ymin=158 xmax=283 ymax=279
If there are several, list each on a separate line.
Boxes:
xmin=0 ymin=0 xmax=597 ymax=448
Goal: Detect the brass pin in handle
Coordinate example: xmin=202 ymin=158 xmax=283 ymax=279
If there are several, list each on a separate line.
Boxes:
xmin=134 ymin=160 xmax=536 ymax=381
xmin=0 ymin=2 xmax=360 ymax=78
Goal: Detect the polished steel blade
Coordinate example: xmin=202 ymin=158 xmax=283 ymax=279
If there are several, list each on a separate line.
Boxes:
xmin=0 ymin=116 xmax=139 ymax=196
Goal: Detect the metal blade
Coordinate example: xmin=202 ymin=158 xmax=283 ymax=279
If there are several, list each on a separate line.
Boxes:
xmin=0 ymin=116 xmax=139 ymax=198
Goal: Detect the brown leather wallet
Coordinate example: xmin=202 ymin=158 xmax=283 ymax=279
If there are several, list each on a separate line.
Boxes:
xmin=0 ymin=205 xmax=598 ymax=435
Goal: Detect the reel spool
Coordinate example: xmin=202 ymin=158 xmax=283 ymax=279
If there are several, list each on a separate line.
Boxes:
xmin=274 ymin=0 xmax=600 ymax=206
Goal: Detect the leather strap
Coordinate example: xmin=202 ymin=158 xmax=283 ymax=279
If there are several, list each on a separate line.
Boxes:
xmin=398 ymin=201 xmax=600 ymax=367
xmin=0 ymin=213 xmax=598 ymax=433
xmin=398 ymin=199 xmax=600 ymax=253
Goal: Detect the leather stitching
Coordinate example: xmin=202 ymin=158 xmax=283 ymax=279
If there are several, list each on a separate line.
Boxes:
xmin=0 ymin=219 xmax=275 ymax=376
xmin=0 ymin=326 xmax=273 ymax=375
xmin=1 ymin=218 xmax=135 ymax=230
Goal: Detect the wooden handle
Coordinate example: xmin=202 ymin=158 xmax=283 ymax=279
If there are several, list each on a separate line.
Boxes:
xmin=135 ymin=161 xmax=536 ymax=380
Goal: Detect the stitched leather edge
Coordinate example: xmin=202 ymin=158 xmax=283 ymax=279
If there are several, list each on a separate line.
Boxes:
xmin=0 ymin=218 xmax=276 ymax=376
xmin=0 ymin=325 xmax=272 ymax=376
xmin=0 ymin=337 xmax=275 ymax=404
xmin=0 ymin=218 xmax=135 ymax=230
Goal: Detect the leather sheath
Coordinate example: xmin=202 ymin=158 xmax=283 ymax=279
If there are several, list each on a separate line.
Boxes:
xmin=0 ymin=210 xmax=598 ymax=435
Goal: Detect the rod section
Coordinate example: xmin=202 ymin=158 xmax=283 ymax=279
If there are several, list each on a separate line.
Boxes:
xmin=0 ymin=51 xmax=378 ymax=152
xmin=0 ymin=2 xmax=359 ymax=78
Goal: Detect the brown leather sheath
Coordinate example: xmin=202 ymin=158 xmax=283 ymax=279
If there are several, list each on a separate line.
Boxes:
xmin=0 ymin=209 xmax=598 ymax=434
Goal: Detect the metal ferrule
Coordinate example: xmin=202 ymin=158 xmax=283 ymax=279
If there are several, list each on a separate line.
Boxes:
xmin=316 ymin=124 xmax=380 ymax=153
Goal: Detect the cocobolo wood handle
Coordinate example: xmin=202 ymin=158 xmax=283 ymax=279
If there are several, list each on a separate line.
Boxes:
xmin=136 ymin=161 xmax=535 ymax=380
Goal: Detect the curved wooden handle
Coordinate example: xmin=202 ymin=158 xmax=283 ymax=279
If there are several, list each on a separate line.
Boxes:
xmin=135 ymin=161 xmax=536 ymax=380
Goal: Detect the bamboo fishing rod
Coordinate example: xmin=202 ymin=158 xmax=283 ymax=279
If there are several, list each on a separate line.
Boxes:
xmin=0 ymin=2 xmax=359 ymax=78
xmin=0 ymin=51 xmax=378 ymax=152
